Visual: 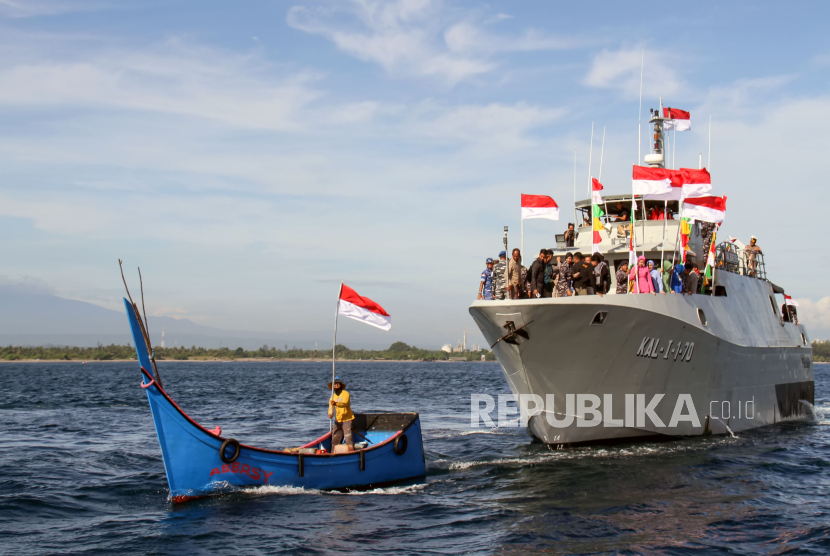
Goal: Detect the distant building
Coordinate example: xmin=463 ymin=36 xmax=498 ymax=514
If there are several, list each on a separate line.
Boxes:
xmin=160 ymin=327 xmax=165 ymax=348
xmin=441 ymin=344 xmax=452 ymax=353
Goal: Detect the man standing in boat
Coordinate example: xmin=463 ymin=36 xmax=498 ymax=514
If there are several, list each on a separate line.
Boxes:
xmin=328 ymin=376 xmax=355 ymax=450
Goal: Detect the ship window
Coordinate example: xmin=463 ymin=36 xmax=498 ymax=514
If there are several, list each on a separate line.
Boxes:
xmin=714 ymin=286 xmax=727 ymax=297
xmin=591 ymin=311 xmax=608 ymax=326
xmin=802 ymin=333 xmax=808 ymax=346
xmin=769 ymin=296 xmax=777 ymax=316
xmin=697 ymin=309 xmax=708 ymax=327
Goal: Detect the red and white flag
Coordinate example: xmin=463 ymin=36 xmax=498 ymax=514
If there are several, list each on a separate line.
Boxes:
xmin=521 ymin=194 xmax=559 ymax=221
xmin=663 ymin=107 xmax=691 ymax=131
xmin=678 ymin=168 xmax=712 ymax=199
xmin=633 ymin=165 xmax=676 ymax=196
xmin=784 ymin=294 xmax=799 ymax=307
xmin=646 ymin=168 xmax=713 ymax=201
xmin=682 ymin=195 xmax=727 ymax=224
xmin=338 ymin=284 xmax=391 ymax=331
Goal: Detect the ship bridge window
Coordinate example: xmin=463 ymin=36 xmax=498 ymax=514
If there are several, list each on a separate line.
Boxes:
xmin=591 ymin=311 xmax=608 ymax=326
xmin=697 ymin=309 xmax=708 ymax=327
xmin=714 ymin=286 xmax=727 ymax=297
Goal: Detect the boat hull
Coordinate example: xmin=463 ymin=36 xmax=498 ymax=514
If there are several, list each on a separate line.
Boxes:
xmin=124 ymin=299 xmax=426 ymax=502
xmin=469 ymin=271 xmax=814 ymax=446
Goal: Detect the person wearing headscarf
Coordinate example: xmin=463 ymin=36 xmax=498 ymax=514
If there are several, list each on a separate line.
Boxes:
xmin=671 ymin=263 xmax=685 ymax=293
xmin=629 ymin=256 xmax=655 ymax=294
xmin=662 ymin=260 xmax=673 ymax=293
xmin=648 ymin=260 xmax=663 ymax=293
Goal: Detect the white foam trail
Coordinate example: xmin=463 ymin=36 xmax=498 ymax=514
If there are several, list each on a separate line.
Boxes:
xmin=724 ymin=424 xmax=738 ymax=439
xmin=330 ymin=483 xmax=428 ymax=495
xmin=250 ymin=485 xmax=322 ymax=496
xmin=245 ymin=483 xmax=428 ymax=497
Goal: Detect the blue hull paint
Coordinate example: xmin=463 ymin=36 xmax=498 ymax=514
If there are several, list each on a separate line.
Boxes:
xmin=124 ymin=299 xmax=426 ymax=502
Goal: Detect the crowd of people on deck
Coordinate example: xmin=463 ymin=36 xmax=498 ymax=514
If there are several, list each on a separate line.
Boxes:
xmin=477 ymin=230 xmax=763 ymax=299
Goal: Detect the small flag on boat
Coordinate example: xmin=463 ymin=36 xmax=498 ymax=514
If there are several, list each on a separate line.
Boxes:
xmin=338 ymin=285 xmax=391 ymax=331
xmin=784 ymin=295 xmax=799 ymax=307
xmin=663 ymin=107 xmax=691 ymax=131
xmin=703 ymin=225 xmax=718 ymax=287
xmin=632 ymin=165 xmax=676 ymax=196
xmin=591 ymin=178 xmax=604 ymax=254
xmin=521 ymin=194 xmax=559 ymax=221
xmin=682 ymin=195 xmax=727 ymax=224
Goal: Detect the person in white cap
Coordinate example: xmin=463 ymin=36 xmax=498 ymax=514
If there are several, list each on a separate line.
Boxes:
xmin=745 ymin=235 xmax=762 ymax=277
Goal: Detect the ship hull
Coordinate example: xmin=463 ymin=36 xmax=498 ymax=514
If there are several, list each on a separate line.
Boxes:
xmin=469 ymin=271 xmax=814 ymax=446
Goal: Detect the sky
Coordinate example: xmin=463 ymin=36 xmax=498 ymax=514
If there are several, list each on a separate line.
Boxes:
xmin=2 ymin=0 xmax=830 ymax=348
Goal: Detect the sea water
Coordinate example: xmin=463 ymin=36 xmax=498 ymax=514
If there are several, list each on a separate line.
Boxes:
xmin=1 ymin=361 xmax=829 ymax=554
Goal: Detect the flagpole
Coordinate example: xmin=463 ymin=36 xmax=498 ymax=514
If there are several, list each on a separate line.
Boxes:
xmin=661 ymin=199 xmax=667 ymax=270
xmin=708 ymin=115 xmax=712 ymax=170
xmin=521 ymin=218 xmax=524 ymax=269
xmin=573 ymin=150 xmax=577 ymax=227
xmin=638 ymin=49 xmax=644 ymax=165
xmin=599 ymin=127 xmax=609 ymax=223
xmin=330 ymin=281 xmax=343 ymax=432
xmin=587 ymin=122 xmax=594 ymax=200
xmin=673 ymin=127 xmax=676 ymax=170
xmin=671 ymin=204 xmax=685 ymax=267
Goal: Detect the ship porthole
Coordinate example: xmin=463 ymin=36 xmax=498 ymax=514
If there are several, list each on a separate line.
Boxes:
xmin=697 ymin=309 xmax=707 ymax=326
xmin=590 ymin=311 xmax=608 ymax=326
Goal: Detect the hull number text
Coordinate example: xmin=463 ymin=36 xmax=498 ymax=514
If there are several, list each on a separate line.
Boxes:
xmin=636 ymin=337 xmax=694 ymax=362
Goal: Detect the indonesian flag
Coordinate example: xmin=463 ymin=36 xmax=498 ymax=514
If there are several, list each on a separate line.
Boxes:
xmin=678 ymin=168 xmax=712 ymax=199
xmin=633 ymin=165 xmax=676 ymax=196
xmin=521 ymin=194 xmax=559 ymax=221
xmin=784 ymin=294 xmax=799 ymax=307
xmin=663 ymin=107 xmax=691 ymax=131
xmin=682 ymin=195 xmax=727 ymax=224
xmin=591 ymin=178 xmax=604 ymax=253
xmin=338 ymin=284 xmax=391 ymax=331
xmin=644 ymin=167 xmax=713 ymax=201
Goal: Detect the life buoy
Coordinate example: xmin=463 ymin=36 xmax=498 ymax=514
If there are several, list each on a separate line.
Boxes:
xmin=393 ymin=434 xmax=408 ymax=455
xmin=219 ymin=438 xmax=240 ymax=463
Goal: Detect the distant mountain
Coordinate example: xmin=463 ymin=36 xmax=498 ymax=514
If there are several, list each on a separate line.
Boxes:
xmin=0 ymin=286 xmax=278 ymax=349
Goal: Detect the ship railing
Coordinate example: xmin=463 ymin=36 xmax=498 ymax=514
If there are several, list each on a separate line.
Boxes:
xmin=715 ymin=242 xmax=767 ymax=280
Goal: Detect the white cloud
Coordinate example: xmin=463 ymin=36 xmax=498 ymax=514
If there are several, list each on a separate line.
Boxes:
xmin=287 ymin=0 xmax=578 ymax=85
xmin=0 ymin=38 xmax=334 ymax=131
xmin=0 ymin=0 xmax=112 ymax=18
xmin=584 ymin=46 xmax=682 ymax=99
xmin=794 ymin=297 xmax=830 ymax=330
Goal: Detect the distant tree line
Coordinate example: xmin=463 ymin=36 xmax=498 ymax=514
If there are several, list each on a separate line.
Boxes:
xmin=813 ymin=340 xmax=830 ymax=362
xmin=1 ymin=341 xmax=495 ymax=362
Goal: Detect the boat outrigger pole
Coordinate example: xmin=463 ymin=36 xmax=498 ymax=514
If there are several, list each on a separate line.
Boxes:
xmin=118 ymin=259 xmax=162 ymax=388
xmin=330 ymin=281 xmax=343 ymax=432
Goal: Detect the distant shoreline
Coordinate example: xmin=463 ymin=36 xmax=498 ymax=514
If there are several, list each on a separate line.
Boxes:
xmin=0 ymin=357 xmax=490 ymax=363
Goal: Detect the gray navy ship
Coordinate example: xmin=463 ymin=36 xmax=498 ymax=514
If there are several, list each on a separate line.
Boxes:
xmin=469 ymin=106 xmax=814 ymax=447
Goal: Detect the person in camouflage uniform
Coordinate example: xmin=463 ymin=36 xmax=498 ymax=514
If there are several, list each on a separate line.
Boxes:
xmin=492 ymin=251 xmax=508 ymax=300
xmin=615 ymin=261 xmax=629 ymax=294
xmin=556 ymin=252 xmax=573 ymax=297
xmin=700 ymin=222 xmax=716 ymax=261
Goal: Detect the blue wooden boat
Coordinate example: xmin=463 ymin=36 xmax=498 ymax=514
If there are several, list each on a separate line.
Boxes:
xmin=124 ymin=298 xmax=426 ymax=503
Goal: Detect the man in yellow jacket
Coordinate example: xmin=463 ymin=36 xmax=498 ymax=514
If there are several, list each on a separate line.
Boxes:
xmin=328 ymin=376 xmax=354 ymax=449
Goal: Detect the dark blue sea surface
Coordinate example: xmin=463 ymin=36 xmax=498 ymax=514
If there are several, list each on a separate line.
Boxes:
xmin=1 ymin=361 xmax=828 ymax=555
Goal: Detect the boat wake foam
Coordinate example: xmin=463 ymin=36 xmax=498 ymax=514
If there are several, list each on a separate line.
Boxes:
xmin=244 ymin=483 xmax=429 ymax=497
